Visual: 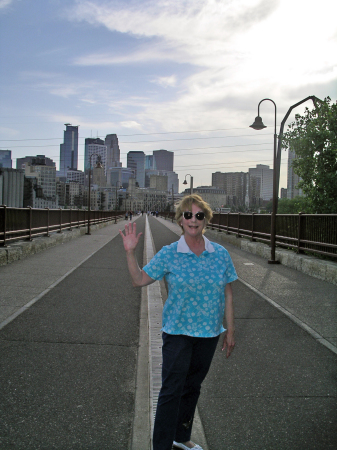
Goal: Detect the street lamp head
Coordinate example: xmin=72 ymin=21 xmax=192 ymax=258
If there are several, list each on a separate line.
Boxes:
xmin=250 ymin=116 xmax=267 ymax=130
xmin=183 ymin=180 xmax=187 ymax=185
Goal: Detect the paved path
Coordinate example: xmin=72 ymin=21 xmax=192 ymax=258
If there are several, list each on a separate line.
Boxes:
xmin=0 ymin=215 xmax=336 ymax=449
xmin=149 ymin=216 xmax=337 ymax=450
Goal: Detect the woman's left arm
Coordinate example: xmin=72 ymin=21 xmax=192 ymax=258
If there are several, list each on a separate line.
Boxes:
xmin=222 ymin=283 xmax=235 ymax=358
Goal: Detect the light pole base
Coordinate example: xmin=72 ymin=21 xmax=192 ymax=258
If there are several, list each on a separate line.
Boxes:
xmin=268 ymin=259 xmax=280 ymax=264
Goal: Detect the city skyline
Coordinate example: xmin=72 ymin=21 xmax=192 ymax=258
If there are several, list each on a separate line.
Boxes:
xmin=1 ymin=0 xmax=336 ymax=193
xmin=6 ymin=143 xmax=277 ymax=195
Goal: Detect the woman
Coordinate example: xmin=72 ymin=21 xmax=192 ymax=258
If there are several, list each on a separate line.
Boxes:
xmin=119 ymin=194 xmax=237 ymax=450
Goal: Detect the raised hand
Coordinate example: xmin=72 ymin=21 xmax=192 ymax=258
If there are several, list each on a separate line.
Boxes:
xmin=119 ymin=222 xmax=143 ymax=253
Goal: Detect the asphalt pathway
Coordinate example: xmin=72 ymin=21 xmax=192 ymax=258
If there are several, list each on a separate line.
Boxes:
xmin=0 ymin=217 xmax=146 ymax=449
xmin=147 ymin=215 xmax=337 ymax=450
xmin=1 ymin=215 xmax=336 ymax=449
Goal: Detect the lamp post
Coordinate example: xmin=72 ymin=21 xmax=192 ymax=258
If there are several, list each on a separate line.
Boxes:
xmin=183 ymin=174 xmax=193 ymax=194
xmin=86 ymin=153 xmax=101 ymax=235
xmin=250 ymin=98 xmax=278 ymax=264
xmin=250 ymin=95 xmax=322 ymax=263
xmin=169 ymin=185 xmax=175 ymax=220
xmin=114 ymin=181 xmax=122 ymax=211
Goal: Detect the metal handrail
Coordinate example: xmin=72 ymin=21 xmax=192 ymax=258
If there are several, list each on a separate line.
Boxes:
xmin=207 ymin=212 xmax=337 ymax=259
xmin=0 ymin=206 xmax=125 ymax=246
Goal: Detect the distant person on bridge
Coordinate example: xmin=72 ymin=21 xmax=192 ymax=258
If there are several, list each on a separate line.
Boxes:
xmin=119 ymin=194 xmax=237 ymax=450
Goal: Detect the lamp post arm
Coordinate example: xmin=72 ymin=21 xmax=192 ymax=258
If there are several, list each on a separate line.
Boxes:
xmin=274 ymin=95 xmax=322 ymax=211
xmin=257 ymin=98 xmax=277 ymax=132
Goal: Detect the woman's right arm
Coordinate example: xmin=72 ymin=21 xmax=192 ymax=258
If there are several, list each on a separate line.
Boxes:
xmin=119 ymin=222 xmax=155 ymax=287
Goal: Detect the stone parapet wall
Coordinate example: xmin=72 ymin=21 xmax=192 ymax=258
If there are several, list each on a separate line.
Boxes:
xmin=0 ymin=220 xmax=118 ymax=267
xmin=206 ymin=230 xmax=337 ymax=286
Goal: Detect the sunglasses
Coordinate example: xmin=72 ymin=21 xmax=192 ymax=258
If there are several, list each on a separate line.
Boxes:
xmin=183 ymin=211 xmax=205 ymax=221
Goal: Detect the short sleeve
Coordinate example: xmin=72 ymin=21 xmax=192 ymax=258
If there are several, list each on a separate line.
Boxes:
xmin=143 ymin=247 xmax=169 ymax=281
xmin=224 ymin=251 xmax=238 ymax=283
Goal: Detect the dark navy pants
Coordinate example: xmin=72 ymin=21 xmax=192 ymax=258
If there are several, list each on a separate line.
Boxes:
xmin=153 ymin=332 xmax=220 ymax=450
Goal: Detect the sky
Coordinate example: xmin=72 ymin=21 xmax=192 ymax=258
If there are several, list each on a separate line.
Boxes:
xmin=0 ymin=0 xmax=336 ymax=194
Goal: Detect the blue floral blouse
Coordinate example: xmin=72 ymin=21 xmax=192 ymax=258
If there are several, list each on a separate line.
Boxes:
xmin=143 ymin=235 xmax=237 ymax=337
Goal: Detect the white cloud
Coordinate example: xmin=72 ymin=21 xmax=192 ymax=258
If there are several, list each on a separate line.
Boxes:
xmin=73 ymin=45 xmax=177 ymax=66
xmin=55 ymin=0 xmax=337 ymax=138
xmin=0 ymin=0 xmax=14 ymax=9
xmin=120 ymin=121 xmax=143 ymax=130
xmin=71 ymin=0 xmax=279 ymax=68
xmin=69 ymin=0 xmax=337 ymax=101
xmin=151 ymin=75 xmax=177 ymax=88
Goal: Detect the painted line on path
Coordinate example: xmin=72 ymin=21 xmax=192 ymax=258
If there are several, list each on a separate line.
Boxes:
xmin=238 ymin=277 xmax=337 ymax=356
xmin=145 ymin=216 xmax=209 ymax=450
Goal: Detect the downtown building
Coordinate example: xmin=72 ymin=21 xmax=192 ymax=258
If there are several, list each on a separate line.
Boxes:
xmin=153 ymin=149 xmax=174 ymax=171
xmin=127 ymin=151 xmax=146 ymax=188
xmin=248 ymin=164 xmax=273 ymax=206
xmin=182 ymin=185 xmax=228 ymax=211
xmin=212 ymin=165 xmax=273 ymax=210
xmin=0 ymin=168 xmax=25 ymax=207
xmin=24 ymin=156 xmax=58 ymax=208
xmin=105 ymin=134 xmax=121 ymax=169
xmin=212 ymin=171 xmax=248 ymax=208
xmin=0 ymin=150 xmax=12 ymax=168
xmin=58 ymin=124 xmax=79 ymax=180
xmin=84 ymin=138 xmax=107 ymax=187
xmin=287 ymin=149 xmax=303 ymax=199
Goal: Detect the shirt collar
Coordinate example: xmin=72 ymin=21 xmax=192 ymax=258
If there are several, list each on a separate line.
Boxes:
xmin=177 ymin=235 xmax=215 ymax=254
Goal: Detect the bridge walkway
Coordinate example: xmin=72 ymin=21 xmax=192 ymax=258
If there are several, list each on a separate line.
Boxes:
xmin=0 ymin=214 xmax=336 ymax=449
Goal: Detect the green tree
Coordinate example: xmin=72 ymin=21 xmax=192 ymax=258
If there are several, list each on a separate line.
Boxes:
xmin=282 ymin=97 xmax=337 ymax=213
xmin=277 ymin=196 xmax=312 ymax=214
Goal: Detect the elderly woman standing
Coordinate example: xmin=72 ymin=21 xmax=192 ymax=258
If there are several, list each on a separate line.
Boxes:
xmin=119 ymin=194 xmax=237 ymax=450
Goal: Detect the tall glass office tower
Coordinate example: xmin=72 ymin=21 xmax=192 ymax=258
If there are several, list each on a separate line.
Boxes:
xmin=127 ymin=151 xmax=145 ymax=188
xmin=105 ymin=134 xmax=121 ymax=168
xmin=0 ymin=150 xmax=12 ymax=168
xmin=59 ymin=124 xmax=79 ymax=178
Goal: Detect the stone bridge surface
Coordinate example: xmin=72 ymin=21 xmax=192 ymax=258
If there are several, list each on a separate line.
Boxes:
xmin=0 ymin=214 xmax=336 ymax=449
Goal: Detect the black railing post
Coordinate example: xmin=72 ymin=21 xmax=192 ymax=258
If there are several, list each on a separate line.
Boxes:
xmin=251 ymin=212 xmax=255 ymax=241
xmin=59 ymin=208 xmax=62 ymax=233
xmin=69 ymin=208 xmax=72 ymax=231
xmin=29 ymin=206 xmax=33 ymax=241
xmin=2 ymin=205 xmax=7 ymax=247
xmin=298 ymin=212 xmax=304 ymax=254
xmin=46 ymin=207 xmax=50 ymax=237
xmin=236 ymin=213 xmax=240 ymax=238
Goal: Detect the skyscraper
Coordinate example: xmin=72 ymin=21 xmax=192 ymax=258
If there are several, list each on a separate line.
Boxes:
xmin=248 ymin=164 xmax=273 ymax=203
xmin=105 ymin=134 xmax=121 ymax=168
xmin=17 ymin=155 xmax=55 ymax=169
xmin=212 ymin=171 xmax=248 ymax=207
xmin=0 ymin=150 xmax=12 ymax=168
xmin=84 ymin=138 xmax=107 ymax=173
xmin=287 ymin=149 xmax=303 ymax=199
xmin=127 ymin=151 xmax=145 ymax=188
xmin=59 ymin=124 xmax=79 ymax=178
xmin=153 ymin=150 xmax=174 ymax=171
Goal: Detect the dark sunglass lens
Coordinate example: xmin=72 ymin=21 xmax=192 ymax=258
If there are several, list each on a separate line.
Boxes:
xmin=195 ymin=212 xmax=205 ymax=220
xmin=183 ymin=212 xmax=193 ymax=219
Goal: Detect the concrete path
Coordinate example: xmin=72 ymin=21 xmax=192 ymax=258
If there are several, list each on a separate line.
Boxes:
xmin=1 ymin=214 xmax=336 ymax=449
xmin=0 ymin=216 xmax=146 ymax=449
xmin=149 ymin=216 xmax=337 ymax=450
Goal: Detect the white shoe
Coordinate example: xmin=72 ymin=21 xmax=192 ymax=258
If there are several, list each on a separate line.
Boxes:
xmin=173 ymin=442 xmax=203 ymax=450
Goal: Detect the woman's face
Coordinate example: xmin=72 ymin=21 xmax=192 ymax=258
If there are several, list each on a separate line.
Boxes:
xmin=181 ymin=202 xmax=205 ymax=239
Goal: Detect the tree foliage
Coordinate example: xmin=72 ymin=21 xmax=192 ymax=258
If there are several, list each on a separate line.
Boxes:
xmin=282 ymin=97 xmax=337 ymax=213
xmin=277 ymin=196 xmax=312 ymax=214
